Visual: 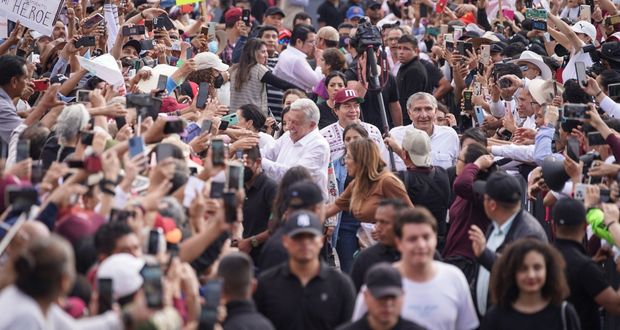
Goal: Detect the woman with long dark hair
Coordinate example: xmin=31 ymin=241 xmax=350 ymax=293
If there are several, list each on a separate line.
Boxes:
xmin=230 ymin=38 xmax=299 ymax=115
xmin=481 ymin=238 xmax=581 ymax=330
xmin=317 ymin=71 xmax=347 ymax=129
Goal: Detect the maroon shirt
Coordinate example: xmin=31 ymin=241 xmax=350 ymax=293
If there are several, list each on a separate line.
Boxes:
xmin=442 ymin=163 xmax=491 ymax=260
xmin=606 ymin=134 xmax=620 ymax=162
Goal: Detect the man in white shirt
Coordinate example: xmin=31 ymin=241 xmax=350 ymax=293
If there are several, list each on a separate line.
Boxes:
xmin=351 ymin=208 xmax=479 ymax=330
xmin=387 ymin=92 xmax=459 ymax=170
xmin=273 ymin=24 xmax=323 ymax=93
xmin=320 ymin=88 xmax=389 ymax=164
xmin=262 ymin=98 xmax=330 ymax=197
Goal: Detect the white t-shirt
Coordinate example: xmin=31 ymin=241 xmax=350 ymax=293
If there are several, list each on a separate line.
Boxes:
xmin=562 ymin=48 xmax=593 ymax=82
xmin=352 ymin=262 xmax=479 ymax=330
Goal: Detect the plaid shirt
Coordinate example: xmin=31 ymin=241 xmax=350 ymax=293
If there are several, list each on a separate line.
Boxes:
xmin=220 ymin=40 xmax=235 ymax=65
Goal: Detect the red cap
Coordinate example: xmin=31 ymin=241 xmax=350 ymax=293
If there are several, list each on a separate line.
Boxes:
xmin=333 ymin=89 xmax=364 ymax=105
xmin=224 ymin=7 xmax=243 ymax=24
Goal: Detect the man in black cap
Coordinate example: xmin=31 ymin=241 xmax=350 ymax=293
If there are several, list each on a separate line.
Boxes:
xmin=350 ymin=199 xmax=409 ymax=291
xmin=218 ymin=252 xmax=275 ymax=330
xmin=263 ymin=6 xmax=285 ymax=31
xmin=337 ymin=263 xmax=425 ymax=330
xmin=257 ymin=180 xmax=325 ymax=272
xmin=254 ymin=210 xmax=356 ymax=330
xmin=365 ymin=0 xmax=384 ymax=25
xmin=121 ymin=40 xmax=142 ymax=59
xmin=468 ymin=171 xmax=547 ymax=316
xmin=553 ymin=197 xmax=620 ymax=329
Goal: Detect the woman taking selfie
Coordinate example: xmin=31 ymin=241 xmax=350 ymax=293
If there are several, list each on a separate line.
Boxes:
xmin=326 ymin=138 xmax=412 ymax=223
xmin=317 ymin=72 xmax=347 ymax=129
xmin=481 ymin=238 xmax=581 ymax=330
xmin=230 ymin=38 xmax=299 ymax=115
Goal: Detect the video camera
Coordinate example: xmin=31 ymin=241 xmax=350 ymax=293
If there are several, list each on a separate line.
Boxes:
xmin=582 ymin=44 xmax=605 ymax=76
xmin=350 ymin=17 xmax=383 ymax=54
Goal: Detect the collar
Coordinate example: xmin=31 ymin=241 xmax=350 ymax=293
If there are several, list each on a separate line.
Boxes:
xmin=0 ymin=87 xmax=12 ymax=102
xmin=287 ymin=46 xmax=308 ymax=59
xmin=410 ymin=123 xmax=435 ymax=137
xmin=247 ymin=172 xmax=267 ymax=191
xmin=293 ymin=128 xmax=319 ymax=147
xmin=492 ymin=210 xmax=519 ymax=236
xmin=378 ymin=243 xmax=400 ymax=256
xmin=555 ymin=238 xmax=587 ymax=254
xmin=282 ymin=260 xmax=330 ymax=280
xmin=225 ymin=300 xmax=257 ymax=314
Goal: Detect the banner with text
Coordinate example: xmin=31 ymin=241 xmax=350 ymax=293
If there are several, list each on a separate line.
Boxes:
xmin=0 ymin=0 xmax=63 ymax=36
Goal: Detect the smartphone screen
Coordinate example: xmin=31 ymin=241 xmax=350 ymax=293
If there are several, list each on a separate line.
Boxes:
xmin=157 ymin=75 xmax=168 ymax=91
xmin=163 ymin=119 xmax=185 ymax=134
xmin=129 ymin=136 xmax=145 ymax=158
xmin=211 ymin=139 xmax=225 ymax=166
xmin=567 ymin=137 xmax=581 ymax=161
xmin=575 ymin=61 xmax=588 ymax=87
xmin=147 ymin=229 xmax=161 ymax=255
xmin=608 ymin=83 xmax=620 ymax=102
xmin=209 ymin=181 xmax=225 ymax=198
xmin=226 ymin=163 xmax=244 ymax=191
xmin=76 ymin=90 xmax=90 ymax=103
xmin=83 ymin=13 xmax=104 ymax=29
xmin=587 ymin=132 xmax=606 ymax=146
xmin=155 ymin=143 xmax=176 ymax=162
xmin=242 ymin=9 xmax=250 ymax=25
xmin=199 ymin=279 xmax=222 ymax=329
xmin=97 ymin=278 xmax=113 ymax=314
xmin=81 ymin=131 xmax=94 ymax=146
xmin=223 ymin=192 xmax=237 ymax=223
xmin=474 ymin=106 xmax=485 ymax=126
xmin=463 ymin=91 xmax=473 ymax=111
xmin=141 ymin=265 xmax=164 ymax=309
xmin=196 ymin=82 xmax=209 ymax=109
xmin=16 ymin=140 xmax=30 ymax=162
xmin=201 ymin=120 xmax=213 ymax=134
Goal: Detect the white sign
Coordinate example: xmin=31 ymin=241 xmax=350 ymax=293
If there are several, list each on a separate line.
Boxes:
xmin=0 ymin=0 xmax=63 ymax=36
xmin=77 ymin=54 xmax=125 ymax=87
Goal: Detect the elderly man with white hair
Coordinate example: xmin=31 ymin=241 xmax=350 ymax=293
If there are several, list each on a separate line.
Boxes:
xmin=262 ymin=98 xmax=330 ymax=196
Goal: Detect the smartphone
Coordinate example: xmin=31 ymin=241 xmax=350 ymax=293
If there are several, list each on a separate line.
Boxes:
xmin=209 ymin=181 xmax=225 ymax=198
xmin=242 ymin=9 xmax=250 ymax=26
xmin=129 ymin=136 xmax=145 ymax=157
xmin=436 ymin=0 xmax=448 ymax=13
xmin=84 ymin=154 xmax=103 ymax=173
xmin=453 ymin=27 xmax=463 ymax=41
xmin=109 ymin=208 xmax=135 ymax=222
xmin=16 ymin=140 xmax=30 ymax=162
xmin=220 ymin=113 xmax=239 ymax=126
xmin=531 ymin=20 xmax=547 ymax=31
xmin=563 ymin=103 xmax=589 ymax=120
xmin=115 ymin=116 xmax=127 ymax=130
xmin=575 ymin=61 xmax=588 ymax=88
xmin=609 ymin=83 xmax=620 ymax=102
xmin=566 ymin=136 xmax=581 ymax=161
xmin=574 ymin=183 xmax=586 ymax=202
xmin=473 ymin=82 xmax=482 ymax=96
xmin=81 ymin=131 xmax=94 ymax=146
xmin=211 ymin=139 xmax=225 ymax=166
xmin=75 ymin=36 xmax=96 ymax=48
xmin=445 ymin=41 xmax=454 ymax=52
xmin=133 ymin=59 xmax=143 ymax=71
xmin=163 ymin=119 xmax=185 ymax=135
xmin=155 ymin=143 xmax=176 ymax=162
xmin=186 ymin=47 xmax=193 ymax=59
xmin=199 ymin=279 xmax=222 ymax=330
xmin=606 ymin=15 xmax=620 ymax=26
xmin=32 ymin=79 xmax=49 ymax=92
xmin=140 ymin=264 xmax=164 ymax=309
xmin=580 ymin=5 xmax=592 ymax=22
xmin=196 ymin=82 xmax=209 ymax=109
xmin=76 ymin=89 xmax=91 ymax=103
xmin=474 ymin=106 xmax=485 ymax=126
xmin=140 ymin=39 xmax=155 ymax=50
xmin=6 ymin=186 xmax=38 ymax=212
xmin=219 ymin=120 xmax=229 ymax=131
xmin=480 ymin=44 xmax=491 ymax=65
xmin=147 ymin=228 xmax=163 ymax=255
xmin=457 ymin=41 xmax=473 ymax=56
xmin=97 ymin=278 xmax=113 ymax=314
xmin=463 ymin=90 xmax=473 ymax=111
xmin=122 ymin=25 xmax=145 ymax=36
xmin=223 ymin=191 xmax=237 ymax=223
xmin=426 ymin=26 xmax=439 ymax=36
xmin=600 ymin=188 xmax=611 ymax=203
xmin=144 ymin=19 xmax=154 ymax=31
xmin=201 ymin=120 xmax=213 ymax=134
xmin=31 ymin=164 xmax=44 ymax=184
xmin=587 ymin=131 xmax=606 ymax=146
xmin=153 ymin=14 xmax=174 ymax=30
xmin=156 ymin=75 xmax=168 ymax=92
xmin=225 ymin=162 xmax=243 ymax=191
xmin=82 ymin=13 xmax=104 ymax=29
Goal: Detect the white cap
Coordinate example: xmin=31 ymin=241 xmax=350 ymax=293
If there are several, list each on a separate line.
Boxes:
xmin=97 ymin=253 xmax=145 ymax=299
xmin=509 ymin=50 xmax=553 ymax=80
xmin=194 ymin=52 xmax=229 ymax=71
xmin=571 ymin=21 xmax=597 ymax=42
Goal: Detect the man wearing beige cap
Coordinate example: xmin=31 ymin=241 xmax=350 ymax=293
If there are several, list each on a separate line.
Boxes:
xmin=317 ymin=26 xmax=340 ymax=49
xmin=396 ymin=127 xmax=450 ymax=243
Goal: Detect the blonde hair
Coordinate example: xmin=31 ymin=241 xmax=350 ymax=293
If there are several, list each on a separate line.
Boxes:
xmin=348 ymin=138 xmax=387 ymax=213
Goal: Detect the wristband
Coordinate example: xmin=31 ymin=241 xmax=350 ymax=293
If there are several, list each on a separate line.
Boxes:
xmin=595 ymin=90 xmax=603 ymax=97
xmin=607 ymin=221 xmax=619 ymax=230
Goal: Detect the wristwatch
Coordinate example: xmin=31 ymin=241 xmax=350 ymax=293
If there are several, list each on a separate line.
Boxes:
xmin=250 ymin=236 xmax=259 ymax=248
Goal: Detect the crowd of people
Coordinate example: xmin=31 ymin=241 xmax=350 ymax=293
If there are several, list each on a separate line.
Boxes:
xmin=6 ymin=0 xmax=620 ymax=329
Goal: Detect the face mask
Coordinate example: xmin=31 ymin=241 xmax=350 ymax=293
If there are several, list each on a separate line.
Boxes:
xmin=243 ymin=165 xmax=254 ymax=183
xmin=208 ymin=41 xmax=219 ymax=53
xmin=214 ymin=74 xmax=225 ymax=88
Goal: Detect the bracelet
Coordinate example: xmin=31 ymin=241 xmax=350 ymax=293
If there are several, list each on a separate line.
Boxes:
xmin=140 ymin=12 xmax=145 ymax=19
xmin=606 ymin=221 xmax=618 ymax=230
xmin=595 ymin=90 xmax=603 ymax=97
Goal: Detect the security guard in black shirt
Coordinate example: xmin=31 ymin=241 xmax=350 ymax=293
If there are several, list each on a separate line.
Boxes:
xmin=254 ymin=209 xmax=356 ymax=330
xmin=553 ymin=198 xmax=620 ymax=330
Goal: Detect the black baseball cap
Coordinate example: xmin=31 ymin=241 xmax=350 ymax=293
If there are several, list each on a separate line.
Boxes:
xmin=473 ymin=171 xmax=522 ymax=204
xmin=367 ymin=0 xmax=382 ymax=9
xmin=264 ymin=6 xmax=285 ymax=17
xmin=284 ymin=180 xmax=324 ymax=209
xmin=541 ymin=155 xmax=570 ymax=192
xmin=123 ymin=40 xmax=142 ymax=54
xmin=553 ymin=197 xmax=586 ymax=226
xmin=365 ymin=263 xmax=403 ymax=298
xmin=284 ymin=210 xmax=323 ymax=237
xmin=600 ymin=42 xmax=620 ymax=63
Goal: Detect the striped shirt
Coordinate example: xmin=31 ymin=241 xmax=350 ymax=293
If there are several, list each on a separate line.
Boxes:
xmin=266 ymin=54 xmax=284 ymax=121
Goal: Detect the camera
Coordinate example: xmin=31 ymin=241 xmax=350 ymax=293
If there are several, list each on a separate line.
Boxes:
xmin=350 ymin=17 xmax=383 ymax=54
xmin=582 ymin=44 xmax=605 ymax=76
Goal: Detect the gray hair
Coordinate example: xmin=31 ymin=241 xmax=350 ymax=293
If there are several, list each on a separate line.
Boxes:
xmin=290 ymin=98 xmax=320 ymax=125
xmin=406 ymin=92 xmax=438 ymax=111
xmin=56 ymin=104 xmax=91 ymax=144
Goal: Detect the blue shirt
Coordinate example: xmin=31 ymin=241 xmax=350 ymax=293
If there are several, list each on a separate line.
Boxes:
xmin=0 ymin=87 xmax=23 ymax=145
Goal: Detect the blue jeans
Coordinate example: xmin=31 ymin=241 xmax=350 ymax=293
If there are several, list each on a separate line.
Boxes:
xmin=336 ymin=211 xmax=360 ymax=273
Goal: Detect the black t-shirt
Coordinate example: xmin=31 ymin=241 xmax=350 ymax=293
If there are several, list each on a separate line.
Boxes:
xmin=480 ymin=303 xmax=581 ymax=330
xmin=396 ymin=58 xmax=429 ymax=126
xmin=421 ymin=59 xmax=443 ymax=93
xmin=318 ymin=101 xmax=338 ymax=130
xmin=336 ymin=315 xmax=426 ymax=330
xmin=350 ymin=243 xmax=400 ymax=292
xmin=554 ymin=239 xmax=608 ymax=330
xmin=399 ymin=167 xmax=451 ymax=236
xmin=318 ymin=0 xmax=344 ymax=28
xmin=345 ymin=59 xmax=400 ymax=133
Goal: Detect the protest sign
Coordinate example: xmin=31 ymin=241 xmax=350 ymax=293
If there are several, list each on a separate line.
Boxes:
xmin=77 ymin=54 xmax=125 ymax=87
xmin=0 ymin=0 xmax=63 ymax=36
xmin=176 ymin=0 xmax=200 ymax=6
